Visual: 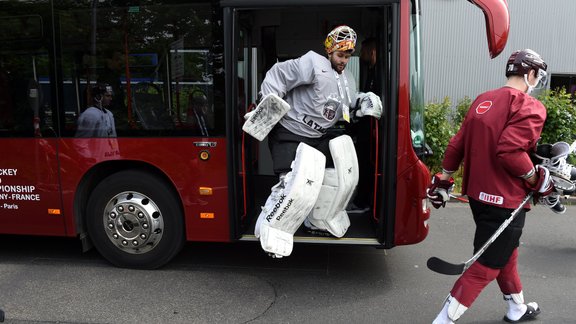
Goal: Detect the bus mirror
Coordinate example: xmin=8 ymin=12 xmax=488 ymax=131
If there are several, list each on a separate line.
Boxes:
xmin=468 ymin=0 xmax=510 ymax=59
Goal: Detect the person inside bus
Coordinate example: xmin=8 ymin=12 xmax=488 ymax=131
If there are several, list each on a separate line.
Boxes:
xmin=98 ymin=51 xmax=127 ymax=129
xmin=359 ymin=37 xmax=381 ymax=95
xmin=348 ymin=37 xmax=382 ymax=210
xmin=242 ymin=25 xmax=383 ymax=258
xmin=76 ymin=83 xmax=117 ymax=138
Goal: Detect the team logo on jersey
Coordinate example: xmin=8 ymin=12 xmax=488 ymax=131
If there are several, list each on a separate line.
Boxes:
xmin=322 ymin=97 xmax=340 ymax=121
xmin=475 ymin=100 xmax=493 ymax=115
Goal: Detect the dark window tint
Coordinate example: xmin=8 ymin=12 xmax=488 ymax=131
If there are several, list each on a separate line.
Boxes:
xmin=56 ymin=1 xmax=224 ymax=137
xmin=0 ymin=2 xmax=55 ymax=138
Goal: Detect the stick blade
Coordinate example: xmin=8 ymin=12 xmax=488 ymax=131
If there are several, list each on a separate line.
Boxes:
xmin=427 ymin=257 xmax=465 ymax=275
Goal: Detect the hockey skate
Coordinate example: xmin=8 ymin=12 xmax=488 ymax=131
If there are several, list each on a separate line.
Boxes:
xmin=532 ymin=141 xmax=576 ymax=194
xmin=539 ymin=191 xmax=566 ymax=214
xmin=303 ymin=218 xmax=333 ymax=237
xmin=532 ymin=141 xmax=576 ymax=214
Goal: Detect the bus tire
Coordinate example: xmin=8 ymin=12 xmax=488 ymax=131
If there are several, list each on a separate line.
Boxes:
xmin=86 ymin=170 xmax=185 ymax=269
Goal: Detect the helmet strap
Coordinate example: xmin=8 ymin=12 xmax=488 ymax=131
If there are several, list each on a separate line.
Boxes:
xmin=523 ymin=73 xmax=540 ymax=95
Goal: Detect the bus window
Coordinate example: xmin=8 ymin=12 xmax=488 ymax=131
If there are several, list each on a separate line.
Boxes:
xmin=0 ymin=13 xmax=53 ymax=138
xmin=55 ymin=1 xmax=225 ymax=137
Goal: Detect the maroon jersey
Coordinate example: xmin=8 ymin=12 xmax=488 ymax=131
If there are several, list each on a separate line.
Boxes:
xmin=442 ymin=87 xmax=546 ymax=209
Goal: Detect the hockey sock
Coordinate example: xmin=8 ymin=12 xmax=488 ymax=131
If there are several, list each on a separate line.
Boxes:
xmin=504 ymin=294 xmax=527 ymax=321
xmin=432 ymin=299 xmax=453 ymax=324
xmin=432 ymin=295 xmax=467 ymax=324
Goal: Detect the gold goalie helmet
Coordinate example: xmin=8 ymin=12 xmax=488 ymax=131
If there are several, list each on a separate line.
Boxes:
xmin=324 ymin=25 xmax=357 ymax=54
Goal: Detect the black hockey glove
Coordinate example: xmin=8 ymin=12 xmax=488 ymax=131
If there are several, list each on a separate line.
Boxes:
xmin=426 ymin=172 xmax=454 ymax=209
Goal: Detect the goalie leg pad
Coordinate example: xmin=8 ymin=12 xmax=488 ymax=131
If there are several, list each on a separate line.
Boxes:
xmin=242 ymin=94 xmax=291 ymax=141
xmin=255 ymin=143 xmax=326 ymax=257
xmin=307 ymin=135 xmax=359 ymax=237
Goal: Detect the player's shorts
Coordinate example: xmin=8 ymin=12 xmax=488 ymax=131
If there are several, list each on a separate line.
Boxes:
xmin=469 ymin=198 xmax=527 ymax=269
xmin=268 ymin=124 xmax=334 ymax=175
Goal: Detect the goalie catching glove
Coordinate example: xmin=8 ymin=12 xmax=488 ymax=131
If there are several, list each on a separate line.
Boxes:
xmin=354 ymin=92 xmax=382 ymax=119
xmin=427 ymin=172 xmax=455 ymax=209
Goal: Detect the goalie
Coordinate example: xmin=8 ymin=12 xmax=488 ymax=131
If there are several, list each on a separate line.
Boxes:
xmin=242 ymin=26 xmax=383 ymax=258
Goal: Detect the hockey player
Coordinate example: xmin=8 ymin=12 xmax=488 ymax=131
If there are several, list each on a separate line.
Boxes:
xmin=427 ymin=49 xmax=554 ymax=323
xmin=242 ymin=25 xmax=383 ymax=257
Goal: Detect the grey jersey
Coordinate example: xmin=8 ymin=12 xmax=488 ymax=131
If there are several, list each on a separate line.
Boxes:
xmin=76 ymin=106 xmax=117 ymax=138
xmin=260 ymin=51 xmax=358 ymax=138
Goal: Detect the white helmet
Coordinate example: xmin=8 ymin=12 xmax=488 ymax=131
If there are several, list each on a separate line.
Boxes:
xmin=324 ymin=25 xmax=357 ymax=54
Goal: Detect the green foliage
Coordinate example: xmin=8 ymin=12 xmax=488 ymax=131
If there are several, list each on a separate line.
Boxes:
xmin=537 ymin=88 xmax=576 ymax=164
xmin=424 ymin=97 xmax=471 ymax=192
xmin=423 ymin=97 xmax=454 ymax=175
xmin=424 ymin=90 xmax=576 ymax=192
xmin=453 ymin=96 xmax=472 ymax=127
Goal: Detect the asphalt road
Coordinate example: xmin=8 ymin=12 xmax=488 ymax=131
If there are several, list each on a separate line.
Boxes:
xmin=0 ymin=203 xmax=574 ymax=324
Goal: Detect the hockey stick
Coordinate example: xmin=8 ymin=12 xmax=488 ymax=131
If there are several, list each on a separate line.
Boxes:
xmin=449 ymin=194 xmax=469 ymax=203
xmin=427 ymin=192 xmax=533 ymax=275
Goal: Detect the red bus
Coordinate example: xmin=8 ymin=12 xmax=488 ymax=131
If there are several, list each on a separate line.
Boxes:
xmin=0 ymin=0 xmax=509 ymax=268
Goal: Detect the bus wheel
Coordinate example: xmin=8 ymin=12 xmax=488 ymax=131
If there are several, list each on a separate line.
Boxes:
xmin=86 ymin=170 xmax=185 ymax=269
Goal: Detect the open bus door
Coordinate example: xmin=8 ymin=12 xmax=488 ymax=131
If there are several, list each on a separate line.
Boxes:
xmin=229 ymin=0 xmax=510 ymax=251
xmin=468 ymin=0 xmax=510 ymax=58
xmin=227 ymin=2 xmax=394 ymax=246
xmin=389 ymin=0 xmax=510 ymax=248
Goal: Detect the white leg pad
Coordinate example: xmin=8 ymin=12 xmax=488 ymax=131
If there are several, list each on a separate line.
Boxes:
xmin=307 ymin=135 xmax=359 ymax=237
xmin=242 ymin=94 xmax=290 ymax=141
xmin=255 ymin=143 xmax=325 ymax=256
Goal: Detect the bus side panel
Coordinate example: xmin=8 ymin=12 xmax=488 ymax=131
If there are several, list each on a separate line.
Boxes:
xmin=58 ymin=138 xmax=231 ymax=242
xmin=392 ymin=0 xmax=430 ymax=246
xmin=394 ymin=159 xmax=430 ymax=245
xmin=0 ymin=138 xmax=66 ymax=236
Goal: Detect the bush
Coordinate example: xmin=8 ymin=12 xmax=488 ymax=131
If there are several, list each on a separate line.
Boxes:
xmin=537 ymin=88 xmax=576 ymax=164
xmin=424 ymin=91 xmax=576 ymax=193
xmin=424 ymin=97 xmax=470 ymax=192
xmin=423 ymin=97 xmax=454 ymax=175
xmin=453 ymin=96 xmax=471 ymax=126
